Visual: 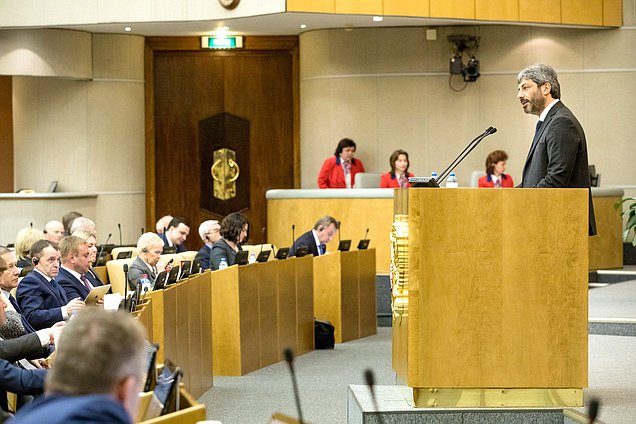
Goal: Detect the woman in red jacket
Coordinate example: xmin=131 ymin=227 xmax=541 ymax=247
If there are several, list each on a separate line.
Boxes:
xmin=478 ymin=150 xmax=514 ymax=188
xmin=380 ymin=149 xmax=413 ymax=188
xmin=317 ymin=138 xmax=365 ymax=188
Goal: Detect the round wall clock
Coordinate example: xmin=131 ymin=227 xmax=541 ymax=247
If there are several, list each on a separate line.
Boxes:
xmin=219 ymin=0 xmax=240 ymax=10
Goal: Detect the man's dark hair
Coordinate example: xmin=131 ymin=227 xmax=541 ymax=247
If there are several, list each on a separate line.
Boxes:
xmin=30 ymin=239 xmax=58 ymax=259
xmin=220 ymin=213 xmax=249 ymax=244
xmin=167 ymin=216 xmax=190 ymax=230
xmin=334 ymin=138 xmax=356 ymax=156
xmin=62 ymin=211 xmax=83 ymax=235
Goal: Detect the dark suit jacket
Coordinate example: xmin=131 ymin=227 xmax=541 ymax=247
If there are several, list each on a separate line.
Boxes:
xmin=210 ymin=239 xmax=241 ymax=270
xmin=196 ymin=244 xmax=212 ymax=270
xmin=12 ymin=394 xmax=130 ymax=424
xmin=56 ymin=267 xmax=91 ymax=302
xmin=159 ymin=233 xmax=185 ymax=253
xmin=0 ymin=358 xmax=45 ymax=396
xmin=17 ymin=271 xmax=68 ymax=331
xmin=6 ymin=293 xmax=37 ymax=334
xmin=0 ymin=333 xmax=49 ymax=362
xmin=520 ymin=101 xmax=597 ymax=235
xmin=290 ymin=230 xmax=319 ymax=257
xmin=127 ymin=257 xmax=156 ymax=291
xmin=85 ymin=267 xmax=103 ymax=287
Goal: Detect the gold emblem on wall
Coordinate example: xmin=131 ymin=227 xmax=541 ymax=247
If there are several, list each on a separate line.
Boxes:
xmin=211 ymin=148 xmax=240 ymax=200
xmin=390 ymin=214 xmax=410 ymax=322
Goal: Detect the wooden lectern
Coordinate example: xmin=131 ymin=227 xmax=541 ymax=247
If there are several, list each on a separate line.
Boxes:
xmin=392 ymin=188 xmax=588 ymax=407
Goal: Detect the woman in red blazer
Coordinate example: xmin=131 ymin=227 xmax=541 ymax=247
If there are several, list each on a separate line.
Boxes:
xmin=317 ymin=138 xmax=365 ymax=188
xmin=380 ymin=149 xmax=413 ymax=188
xmin=478 ymin=150 xmax=514 ymax=188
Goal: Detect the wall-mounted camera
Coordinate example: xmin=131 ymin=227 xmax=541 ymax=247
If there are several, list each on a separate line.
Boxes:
xmin=448 ymin=35 xmax=480 ymax=83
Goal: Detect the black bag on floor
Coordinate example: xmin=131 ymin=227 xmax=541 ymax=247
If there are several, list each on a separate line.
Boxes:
xmin=314 ymin=319 xmax=335 ymax=349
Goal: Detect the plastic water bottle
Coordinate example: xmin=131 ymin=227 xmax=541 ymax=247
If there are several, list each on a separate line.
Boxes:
xmin=446 ymin=172 xmax=459 ymax=188
xmin=139 ymin=274 xmax=152 ymax=292
xmin=431 ymin=171 xmax=438 ymax=181
xmin=248 ymin=251 xmax=256 ymax=264
xmin=219 ymin=258 xmax=228 ymax=270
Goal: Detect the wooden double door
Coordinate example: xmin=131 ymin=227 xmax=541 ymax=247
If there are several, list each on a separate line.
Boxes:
xmin=147 ymin=37 xmax=299 ymax=250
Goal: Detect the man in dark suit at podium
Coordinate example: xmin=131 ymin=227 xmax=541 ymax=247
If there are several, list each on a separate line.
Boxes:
xmin=290 ymin=216 xmax=339 ymax=257
xmin=517 ymin=64 xmax=596 ymax=235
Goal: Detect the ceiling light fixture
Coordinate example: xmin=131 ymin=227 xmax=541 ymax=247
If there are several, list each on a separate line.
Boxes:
xmin=372 ymin=16 xmax=383 ymax=22
xmin=124 ymin=26 xmax=132 ymax=32
xmin=300 ymin=24 xmax=307 ymax=29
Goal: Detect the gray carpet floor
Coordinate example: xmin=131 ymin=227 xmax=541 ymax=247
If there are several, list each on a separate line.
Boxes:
xmin=198 ymin=327 xmax=636 ymax=424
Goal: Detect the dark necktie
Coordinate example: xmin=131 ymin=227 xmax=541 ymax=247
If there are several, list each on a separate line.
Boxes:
xmin=319 ymin=244 xmax=326 ymax=255
xmin=80 ymin=274 xmax=92 ymax=290
xmin=533 ymin=120 xmax=543 ymax=142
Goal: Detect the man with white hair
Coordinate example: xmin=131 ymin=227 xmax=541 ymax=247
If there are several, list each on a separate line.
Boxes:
xmin=69 ymin=217 xmax=96 ymax=236
xmin=195 ymin=220 xmax=221 ymax=270
xmin=43 ymin=221 xmax=65 ymax=244
xmin=12 ymin=309 xmax=146 ymax=424
xmin=127 ymin=233 xmax=169 ymax=290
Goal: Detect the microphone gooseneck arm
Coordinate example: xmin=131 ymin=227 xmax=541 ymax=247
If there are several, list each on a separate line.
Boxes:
xmin=438 ymin=127 xmax=497 ymax=183
xmin=283 ymin=348 xmax=304 ymax=424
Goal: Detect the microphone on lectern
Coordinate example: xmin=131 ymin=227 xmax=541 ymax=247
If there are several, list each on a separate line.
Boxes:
xmin=260 ymin=227 xmax=266 ymax=254
xmin=117 ymin=223 xmax=123 ymax=246
xmin=283 ymin=348 xmax=305 ymax=424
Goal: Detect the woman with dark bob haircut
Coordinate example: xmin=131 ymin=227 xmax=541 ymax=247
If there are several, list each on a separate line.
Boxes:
xmin=210 ymin=212 xmax=249 ymax=270
xmin=380 ymin=149 xmax=414 ymax=188
xmin=317 ymin=138 xmax=365 ymax=188
xmin=478 ymin=150 xmax=514 ymax=188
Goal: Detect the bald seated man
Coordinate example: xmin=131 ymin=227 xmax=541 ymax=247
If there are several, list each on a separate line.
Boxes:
xmin=43 ymin=221 xmax=65 ymax=244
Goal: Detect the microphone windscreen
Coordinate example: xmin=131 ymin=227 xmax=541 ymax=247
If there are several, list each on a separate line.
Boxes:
xmin=490 ymin=127 xmax=498 ymax=134
xmin=123 ymin=264 xmax=128 ymax=272
xmin=283 ymin=348 xmax=294 ymax=364
xmin=364 ymin=369 xmax=375 ymax=387
xmin=588 ymin=398 xmax=599 ymax=422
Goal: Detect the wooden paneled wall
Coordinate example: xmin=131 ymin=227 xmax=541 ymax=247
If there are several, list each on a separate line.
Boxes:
xmin=0 ymin=76 xmax=13 ymax=193
xmin=287 ymin=0 xmax=622 ymax=26
xmin=146 ymin=37 xmax=299 ymax=249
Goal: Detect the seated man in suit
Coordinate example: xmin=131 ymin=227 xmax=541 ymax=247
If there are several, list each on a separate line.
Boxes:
xmin=12 ymin=309 xmax=146 ymax=424
xmin=159 ymin=216 xmax=190 ymax=253
xmin=68 ymin=216 xmax=96 ymax=236
xmin=195 ymin=220 xmax=221 ymax=270
xmin=128 ymin=233 xmax=171 ymax=290
xmin=0 ymin=247 xmax=39 ymax=335
xmin=16 ymin=240 xmax=85 ymax=331
xmin=289 ymin=216 xmax=339 ymax=257
xmin=55 ymin=236 xmax=100 ymax=302
xmin=43 ymin=221 xmax=65 ymax=245
xmin=71 ymin=230 xmax=103 ymax=286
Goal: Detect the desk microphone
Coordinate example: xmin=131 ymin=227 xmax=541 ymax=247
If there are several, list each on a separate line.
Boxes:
xmin=291 ymin=224 xmax=296 ymax=246
xmin=338 ymin=221 xmax=342 ymax=244
xmin=362 ymin=228 xmax=369 ymax=240
xmin=260 ymin=227 xmax=266 ymax=254
xmin=117 ymin=223 xmax=123 ymax=246
xmin=30 ymin=222 xmax=33 ymax=228
xmin=437 ymin=126 xmax=497 ymax=183
xmin=364 ymin=369 xmax=385 ymax=424
xmin=141 ymin=227 xmax=145 ymax=236
xmin=97 ymin=233 xmax=112 ymax=265
xmin=123 ymin=264 xmax=129 ymax=308
xmin=283 ymin=348 xmax=304 ymax=424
